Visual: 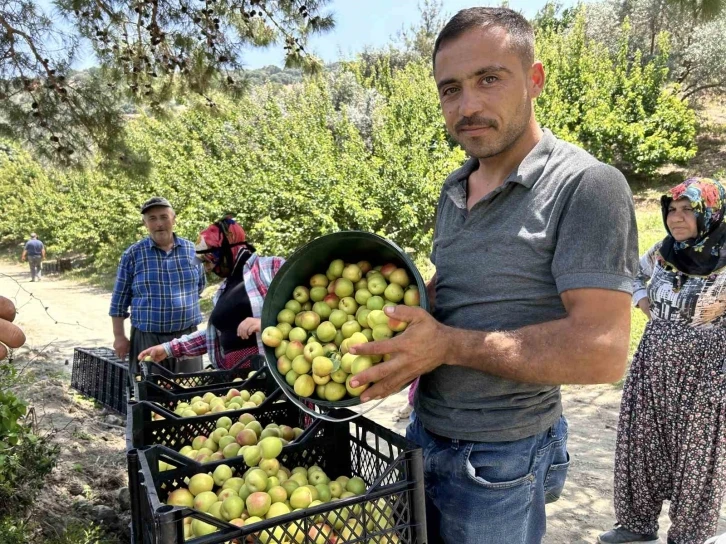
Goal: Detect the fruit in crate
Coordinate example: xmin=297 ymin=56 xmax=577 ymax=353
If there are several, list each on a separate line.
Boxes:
xmin=262 ymin=259 xmax=421 ymax=401
xmin=165 ymin=453 xmax=401 ymax=542
xmin=167 ymin=387 xmax=267 ymax=418
xmin=156 ymin=412 xmax=304 ymax=468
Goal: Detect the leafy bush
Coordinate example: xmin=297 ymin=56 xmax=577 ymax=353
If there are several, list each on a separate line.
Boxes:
xmin=0 ymin=517 xmax=28 ymax=544
xmin=536 ymin=11 xmax=697 ymax=175
xmin=0 ymin=364 xmax=59 ymax=518
xmin=0 ymin=18 xmax=699 ymax=270
xmin=45 ymin=522 xmax=116 ymax=544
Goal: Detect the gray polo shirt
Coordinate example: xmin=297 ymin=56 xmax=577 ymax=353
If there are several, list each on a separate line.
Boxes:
xmin=415 ymin=129 xmax=638 ymax=442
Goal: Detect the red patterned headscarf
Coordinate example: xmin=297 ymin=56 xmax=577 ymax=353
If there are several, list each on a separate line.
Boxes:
xmin=195 ymin=217 xmax=251 ymax=277
xmin=660 ymin=177 xmax=726 ymax=276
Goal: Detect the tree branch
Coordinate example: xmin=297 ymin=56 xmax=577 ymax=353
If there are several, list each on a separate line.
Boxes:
xmin=0 ymin=12 xmax=56 ymax=81
xmin=682 ymin=82 xmax=726 ymax=100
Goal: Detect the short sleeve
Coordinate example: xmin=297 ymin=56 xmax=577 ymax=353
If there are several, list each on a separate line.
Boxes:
xmin=552 ymin=164 xmax=639 ymax=294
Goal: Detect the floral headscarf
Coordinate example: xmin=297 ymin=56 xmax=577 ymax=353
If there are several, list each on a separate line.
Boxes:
xmin=659 ymin=177 xmax=726 ymax=276
xmin=195 ymin=217 xmax=253 ymax=278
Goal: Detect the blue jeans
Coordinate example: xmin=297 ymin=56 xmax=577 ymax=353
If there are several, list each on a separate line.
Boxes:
xmin=406 ymin=413 xmax=570 ymax=544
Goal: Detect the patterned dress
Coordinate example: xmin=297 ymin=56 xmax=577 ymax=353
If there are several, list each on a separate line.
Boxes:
xmin=614 ymin=241 xmax=726 ymax=544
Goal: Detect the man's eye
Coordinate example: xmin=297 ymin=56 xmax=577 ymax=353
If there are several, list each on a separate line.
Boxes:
xmin=442 ymin=87 xmax=458 ymax=96
xmin=483 ymin=76 xmax=498 ymax=84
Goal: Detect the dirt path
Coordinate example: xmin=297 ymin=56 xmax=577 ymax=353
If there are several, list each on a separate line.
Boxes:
xmin=3 ymin=260 xmax=726 ymax=543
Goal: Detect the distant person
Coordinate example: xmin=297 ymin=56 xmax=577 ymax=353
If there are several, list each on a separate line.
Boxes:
xmin=139 ymin=216 xmax=284 ymax=370
xmin=599 ymin=178 xmax=726 ymax=544
xmin=109 ymin=197 xmax=206 ymax=374
xmin=21 ymin=233 xmax=45 ymax=282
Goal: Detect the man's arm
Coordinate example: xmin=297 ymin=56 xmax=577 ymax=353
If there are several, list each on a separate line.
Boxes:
xmin=41 ymin=244 xmax=46 ymax=259
xmin=109 ymin=251 xmax=133 ymax=359
xmin=349 ymin=288 xmax=631 ymax=401
xmin=20 ymin=249 xmax=26 ymax=261
xmin=445 ymin=288 xmax=630 ymax=384
xmin=112 ymin=317 xmax=127 ymax=338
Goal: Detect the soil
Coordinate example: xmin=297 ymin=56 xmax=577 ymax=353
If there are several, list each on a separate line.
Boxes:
xmin=3 ymin=260 xmax=725 ymax=543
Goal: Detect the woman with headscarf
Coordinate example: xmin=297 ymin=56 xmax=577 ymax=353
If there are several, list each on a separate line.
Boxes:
xmin=138 ymin=217 xmax=284 ymax=370
xmin=599 ymin=178 xmax=726 ymax=544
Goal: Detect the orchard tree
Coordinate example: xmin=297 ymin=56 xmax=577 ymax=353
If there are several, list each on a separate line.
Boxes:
xmin=0 ymin=0 xmax=333 ymax=164
xmin=583 ymin=0 xmax=726 ymax=98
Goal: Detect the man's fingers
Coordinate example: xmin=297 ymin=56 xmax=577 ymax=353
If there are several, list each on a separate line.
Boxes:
xmin=349 ymin=337 xmax=399 ymax=356
xmin=384 ymin=304 xmax=426 ymax=323
xmin=0 ymin=297 xmax=17 ymax=322
xmin=0 ymin=297 xmax=25 ymax=359
xmin=359 ymin=372 xmax=408 ymax=403
xmin=0 ymin=319 xmax=25 ymax=349
xmin=350 ymin=360 xmax=395 ymax=389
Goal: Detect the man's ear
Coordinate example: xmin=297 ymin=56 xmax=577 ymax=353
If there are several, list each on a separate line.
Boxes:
xmin=529 ymin=61 xmax=545 ymax=98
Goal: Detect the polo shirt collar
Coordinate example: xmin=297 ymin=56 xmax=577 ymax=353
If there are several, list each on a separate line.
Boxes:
xmin=444 ymin=129 xmax=557 ymax=208
xmin=504 ymin=129 xmax=556 ymax=189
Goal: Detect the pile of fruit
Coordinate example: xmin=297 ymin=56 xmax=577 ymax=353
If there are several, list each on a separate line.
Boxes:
xmin=261 ymin=259 xmax=419 ymax=402
xmin=162 ymin=387 xmax=268 ymax=419
xmin=156 ymin=412 xmax=304 ymax=465
xmin=165 ymin=442 xmax=399 ymax=542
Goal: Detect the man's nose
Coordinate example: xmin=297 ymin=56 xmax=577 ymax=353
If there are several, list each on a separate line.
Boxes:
xmin=458 ymin=88 xmax=483 ymax=119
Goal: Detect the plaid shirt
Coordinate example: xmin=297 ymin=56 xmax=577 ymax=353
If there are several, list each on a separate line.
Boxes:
xmin=164 ymin=253 xmax=285 ymax=368
xmin=109 ymin=235 xmax=205 ymax=332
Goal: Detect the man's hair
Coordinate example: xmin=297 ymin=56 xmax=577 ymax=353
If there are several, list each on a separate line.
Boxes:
xmin=433 ymin=7 xmax=535 ymax=68
xmin=30 ymin=233 xmax=37 ymax=238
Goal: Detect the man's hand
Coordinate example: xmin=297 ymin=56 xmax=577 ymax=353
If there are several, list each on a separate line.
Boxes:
xmin=348 ymin=305 xmax=449 ymax=402
xmin=114 ymin=335 xmax=130 ymax=360
xmin=237 ymin=318 xmax=261 ymax=340
xmin=0 ymin=296 xmax=25 ymax=360
xmin=137 ymin=344 xmax=167 ymax=363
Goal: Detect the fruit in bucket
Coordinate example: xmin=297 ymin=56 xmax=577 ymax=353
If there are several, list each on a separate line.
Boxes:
xmin=262 ymin=258 xmax=421 ymax=402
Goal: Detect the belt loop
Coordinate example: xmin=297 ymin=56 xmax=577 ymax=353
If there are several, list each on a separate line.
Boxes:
xmin=549 ymin=424 xmax=556 ymax=438
xmin=451 ymin=438 xmax=459 ymax=450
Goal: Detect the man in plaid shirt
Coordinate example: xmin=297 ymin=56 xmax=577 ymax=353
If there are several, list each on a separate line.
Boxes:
xmin=109 ymin=197 xmax=205 ymax=374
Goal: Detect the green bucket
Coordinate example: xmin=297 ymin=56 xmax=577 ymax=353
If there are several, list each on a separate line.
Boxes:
xmin=261 ymin=231 xmax=430 ymax=410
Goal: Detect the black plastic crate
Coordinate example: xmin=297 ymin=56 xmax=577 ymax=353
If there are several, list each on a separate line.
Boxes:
xmin=137 ymin=356 xmax=269 ymax=397
xmin=126 ymin=396 xmax=315 ymax=452
xmin=141 ymin=354 xmax=262 ymax=385
xmin=41 ymin=260 xmax=59 ymax=275
xmin=71 ymin=347 xmax=130 ymax=415
xmin=126 ymin=399 xmax=323 ymax=542
xmin=132 ymin=409 xmax=426 ymax=544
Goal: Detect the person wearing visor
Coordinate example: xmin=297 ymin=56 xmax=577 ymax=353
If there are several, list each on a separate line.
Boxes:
xmin=110 ymin=197 xmax=205 ymax=374
xmin=138 ymin=216 xmax=284 ymax=370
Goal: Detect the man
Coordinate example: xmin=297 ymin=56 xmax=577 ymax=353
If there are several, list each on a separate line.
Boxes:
xmin=349 ymin=8 xmax=638 ymax=544
xmin=21 ymin=233 xmax=45 ymax=282
xmin=109 ymin=197 xmax=205 ymax=374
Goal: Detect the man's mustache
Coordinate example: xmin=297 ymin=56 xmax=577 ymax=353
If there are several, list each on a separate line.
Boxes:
xmin=455 ymin=116 xmax=498 ymax=131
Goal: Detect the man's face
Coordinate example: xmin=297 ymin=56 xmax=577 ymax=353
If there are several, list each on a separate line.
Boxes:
xmin=434 ymin=27 xmax=542 ymax=160
xmin=143 ymin=207 xmax=176 ymax=246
